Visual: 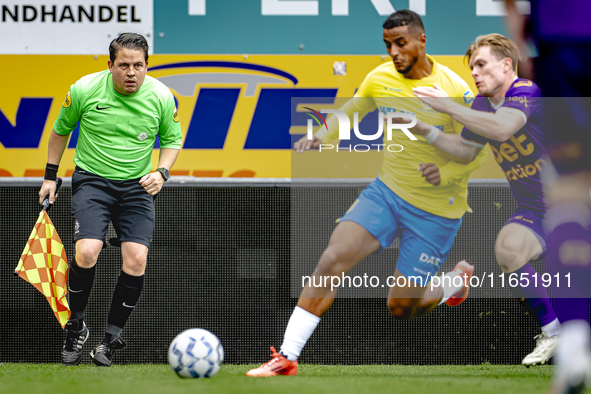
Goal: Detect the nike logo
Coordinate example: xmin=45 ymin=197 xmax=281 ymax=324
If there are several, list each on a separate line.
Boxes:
xmin=96 ymin=104 xmax=112 ymax=110
xmin=122 ymin=302 xmax=135 ymax=308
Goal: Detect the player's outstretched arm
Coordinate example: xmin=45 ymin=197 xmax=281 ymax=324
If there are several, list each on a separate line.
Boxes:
xmin=413 ymin=85 xmax=524 ymax=142
xmin=390 ymin=116 xmax=481 ymax=164
xmin=427 ymin=127 xmax=482 ymax=164
xmin=39 ymin=129 xmax=69 ymax=205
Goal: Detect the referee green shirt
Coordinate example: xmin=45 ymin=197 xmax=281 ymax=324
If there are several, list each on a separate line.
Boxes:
xmin=53 ymin=70 xmax=182 ymax=180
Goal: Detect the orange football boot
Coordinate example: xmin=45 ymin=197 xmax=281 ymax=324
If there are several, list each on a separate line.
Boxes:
xmin=246 ymin=346 xmax=298 ymax=377
xmin=445 ymin=260 xmax=474 ymax=306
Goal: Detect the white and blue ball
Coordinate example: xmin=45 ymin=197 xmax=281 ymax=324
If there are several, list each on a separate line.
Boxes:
xmin=168 ymin=328 xmax=224 ymax=378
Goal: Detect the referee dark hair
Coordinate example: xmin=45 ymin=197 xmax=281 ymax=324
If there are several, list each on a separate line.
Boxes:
xmin=38 ymin=32 xmax=182 ymax=367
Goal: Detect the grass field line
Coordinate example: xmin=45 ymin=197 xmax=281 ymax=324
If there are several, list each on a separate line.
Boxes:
xmin=0 ymin=363 xmax=570 ymax=394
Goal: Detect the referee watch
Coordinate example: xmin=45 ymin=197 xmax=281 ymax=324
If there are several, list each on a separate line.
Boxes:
xmin=155 ymin=167 xmax=170 ymax=182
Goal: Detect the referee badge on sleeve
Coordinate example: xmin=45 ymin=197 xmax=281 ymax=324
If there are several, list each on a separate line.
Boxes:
xmin=173 ymin=106 xmax=179 ymax=123
xmin=62 ymin=90 xmax=72 ymax=108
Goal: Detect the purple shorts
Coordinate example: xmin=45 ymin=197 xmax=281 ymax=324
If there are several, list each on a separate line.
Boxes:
xmin=505 ymin=209 xmax=547 ymax=256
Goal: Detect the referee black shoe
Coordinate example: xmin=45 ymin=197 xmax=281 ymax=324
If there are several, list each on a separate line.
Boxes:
xmin=90 ymin=333 xmax=126 ymax=367
xmin=62 ymin=319 xmax=89 ymax=366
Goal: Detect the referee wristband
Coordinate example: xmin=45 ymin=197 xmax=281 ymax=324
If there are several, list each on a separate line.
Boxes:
xmin=44 ymin=163 xmax=59 ymax=181
xmin=424 ymin=126 xmax=440 ymax=144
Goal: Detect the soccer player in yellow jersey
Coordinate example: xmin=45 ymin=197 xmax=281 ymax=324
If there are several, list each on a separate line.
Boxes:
xmin=247 ymin=10 xmax=486 ymax=377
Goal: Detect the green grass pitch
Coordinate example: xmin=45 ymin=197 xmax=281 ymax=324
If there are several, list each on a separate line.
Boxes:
xmin=1 ymin=363 xmax=583 ymax=394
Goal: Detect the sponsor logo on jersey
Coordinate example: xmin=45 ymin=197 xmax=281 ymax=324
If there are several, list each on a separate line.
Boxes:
xmin=491 ymin=133 xmax=548 ymax=181
xmin=384 ymin=86 xmax=402 ymax=92
xmin=507 ymin=96 xmax=531 ymax=108
xmin=504 ymin=159 xmax=548 ymax=181
xmin=463 ymin=90 xmax=474 ymax=105
xmin=490 ymin=133 xmax=535 ymax=164
xmin=378 ymin=106 xmax=416 ymax=116
xmin=419 ymin=253 xmax=441 ymax=267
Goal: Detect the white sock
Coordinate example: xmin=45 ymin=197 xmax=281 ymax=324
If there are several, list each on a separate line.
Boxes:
xmin=280 ymin=306 xmax=321 ymax=361
xmin=541 ymin=318 xmax=561 ymax=337
xmin=438 ymin=271 xmax=464 ymax=305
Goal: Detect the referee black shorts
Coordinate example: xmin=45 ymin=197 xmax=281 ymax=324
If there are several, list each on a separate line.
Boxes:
xmin=71 ymin=166 xmax=155 ymax=248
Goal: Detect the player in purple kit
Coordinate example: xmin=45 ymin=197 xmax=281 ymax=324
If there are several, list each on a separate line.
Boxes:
xmin=506 ymin=0 xmax=591 ymax=392
xmin=396 ymin=33 xmax=560 ymax=366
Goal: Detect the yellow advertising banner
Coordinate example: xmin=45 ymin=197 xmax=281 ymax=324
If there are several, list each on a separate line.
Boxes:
xmin=0 ymin=54 xmax=503 ymax=178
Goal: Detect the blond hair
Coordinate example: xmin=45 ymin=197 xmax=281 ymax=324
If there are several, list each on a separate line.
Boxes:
xmin=465 ymin=33 xmax=519 ymax=72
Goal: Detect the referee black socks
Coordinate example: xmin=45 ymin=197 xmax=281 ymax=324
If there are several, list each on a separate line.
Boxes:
xmin=68 ymin=257 xmax=96 ymax=322
xmin=106 ymin=270 xmax=144 ymax=334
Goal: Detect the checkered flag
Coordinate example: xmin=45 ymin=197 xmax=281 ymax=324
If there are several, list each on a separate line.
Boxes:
xmin=14 ymin=179 xmax=70 ymax=328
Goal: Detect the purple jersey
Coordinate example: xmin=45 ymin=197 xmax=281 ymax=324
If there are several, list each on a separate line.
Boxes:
xmin=461 ymin=79 xmax=546 ymax=215
xmin=530 ymin=0 xmax=591 ymax=41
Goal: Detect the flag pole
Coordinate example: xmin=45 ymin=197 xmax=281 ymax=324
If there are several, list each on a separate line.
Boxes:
xmin=14 ymin=177 xmax=71 ymax=328
xmin=14 ymin=178 xmax=62 ymax=277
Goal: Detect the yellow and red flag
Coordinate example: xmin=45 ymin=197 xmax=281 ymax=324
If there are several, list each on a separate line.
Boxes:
xmin=14 ymin=210 xmax=70 ymax=328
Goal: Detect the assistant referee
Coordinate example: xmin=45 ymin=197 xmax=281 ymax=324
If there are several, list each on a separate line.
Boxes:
xmin=38 ymin=33 xmax=182 ymax=367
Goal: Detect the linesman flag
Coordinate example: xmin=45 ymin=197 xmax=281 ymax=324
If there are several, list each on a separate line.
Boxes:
xmin=14 ymin=179 xmax=70 ymax=328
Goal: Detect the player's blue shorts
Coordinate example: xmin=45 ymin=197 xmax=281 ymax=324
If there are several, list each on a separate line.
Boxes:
xmin=505 ymin=208 xmax=547 ymax=256
xmin=338 ymin=178 xmax=462 ymax=284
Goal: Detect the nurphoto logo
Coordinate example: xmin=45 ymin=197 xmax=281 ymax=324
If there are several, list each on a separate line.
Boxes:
xmin=305 ymin=108 xmax=418 ymax=153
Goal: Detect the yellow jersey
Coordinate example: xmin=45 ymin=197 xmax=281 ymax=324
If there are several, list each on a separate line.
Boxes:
xmin=316 ymin=56 xmax=486 ymax=219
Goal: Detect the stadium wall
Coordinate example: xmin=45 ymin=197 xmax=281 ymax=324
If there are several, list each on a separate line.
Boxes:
xmin=1 ymin=0 xmax=516 ymax=55
xmin=0 ymin=54 xmax=504 ymax=179
xmin=152 ymin=0 xmax=513 ymax=55
xmin=1 ymin=179 xmax=547 ymax=365
xmin=1 ymin=0 xmax=522 ymax=179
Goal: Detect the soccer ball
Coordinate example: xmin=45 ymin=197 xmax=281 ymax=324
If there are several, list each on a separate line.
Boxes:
xmin=168 ymin=328 xmax=224 ymax=378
